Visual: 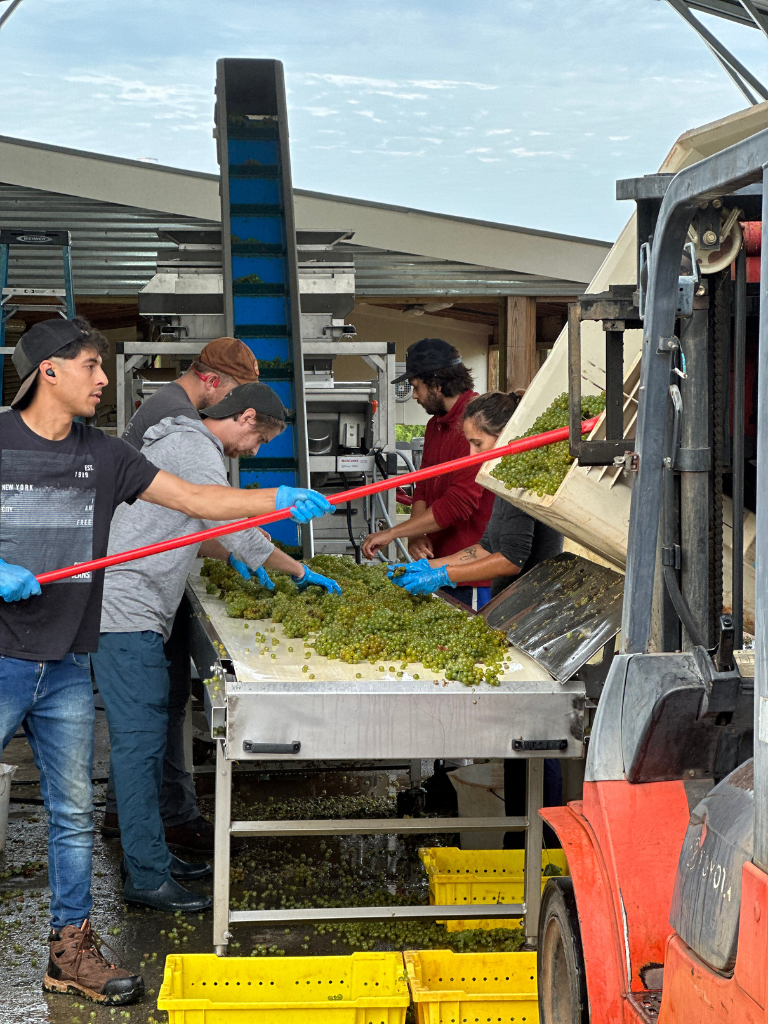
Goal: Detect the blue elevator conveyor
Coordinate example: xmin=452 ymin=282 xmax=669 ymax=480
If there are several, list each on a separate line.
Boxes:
xmin=215 ymin=58 xmax=310 ymax=550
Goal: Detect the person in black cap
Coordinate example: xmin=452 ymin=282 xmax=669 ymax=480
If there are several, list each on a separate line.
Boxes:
xmin=361 ymin=338 xmax=495 ymax=607
xmin=92 ymin=380 xmax=342 ymax=915
xmin=0 ymin=318 xmax=335 ymax=1006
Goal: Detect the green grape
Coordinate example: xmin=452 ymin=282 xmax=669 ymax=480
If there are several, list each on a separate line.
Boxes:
xmin=200 ymin=556 xmax=508 ymax=687
xmin=491 ymin=391 xmax=606 ymax=496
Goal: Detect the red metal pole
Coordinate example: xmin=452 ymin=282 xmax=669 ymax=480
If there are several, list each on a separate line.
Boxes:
xmin=36 ymin=416 xmax=600 ymax=585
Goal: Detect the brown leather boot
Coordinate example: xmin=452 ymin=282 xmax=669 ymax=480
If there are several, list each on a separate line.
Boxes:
xmin=43 ymin=920 xmax=144 ymax=1005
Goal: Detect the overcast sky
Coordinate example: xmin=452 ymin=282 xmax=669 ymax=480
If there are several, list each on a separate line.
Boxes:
xmin=3 ymin=0 xmax=768 ymax=241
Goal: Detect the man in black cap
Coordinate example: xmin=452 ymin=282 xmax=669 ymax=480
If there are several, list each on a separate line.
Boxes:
xmin=0 ymin=317 xmax=335 ymax=1006
xmin=361 ymin=339 xmax=495 ymax=594
xmin=92 ymin=380 xmax=341 ymax=915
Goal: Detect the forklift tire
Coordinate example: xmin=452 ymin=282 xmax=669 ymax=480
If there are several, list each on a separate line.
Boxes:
xmin=538 ymin=877 xmax=589 ymax=1024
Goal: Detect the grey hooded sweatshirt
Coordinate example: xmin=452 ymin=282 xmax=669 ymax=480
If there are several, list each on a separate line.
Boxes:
xmin=99 ymin=415 xmax=273 ymax=640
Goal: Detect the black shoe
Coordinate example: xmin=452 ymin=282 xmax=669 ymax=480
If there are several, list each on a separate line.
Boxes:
xmin=120 ymin=854 xmax=211 ymax=883
xmin=123 ymin=876 xmax=212 ymax=914
xmin=164 ymin=814 xmax=247 ymax=856
xmin=100 ymin=812 xmax=121 ymax=840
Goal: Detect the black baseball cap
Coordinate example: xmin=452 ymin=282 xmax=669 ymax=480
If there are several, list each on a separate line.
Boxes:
xmin=200 ymin=381 xmax=286 ymax=422
xmin=391 ymin=338 xmax=463 ymax=384
xmin=11 ymin=318 xmax=89 ymax=408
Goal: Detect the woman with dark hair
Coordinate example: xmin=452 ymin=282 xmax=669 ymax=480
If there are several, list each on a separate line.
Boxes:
xmin=389 ymin=390 xmax=563 ymax=609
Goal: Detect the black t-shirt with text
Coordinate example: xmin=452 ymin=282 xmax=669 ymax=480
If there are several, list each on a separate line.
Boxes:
xmin=0 ymin=411 xmax=159 ymax=660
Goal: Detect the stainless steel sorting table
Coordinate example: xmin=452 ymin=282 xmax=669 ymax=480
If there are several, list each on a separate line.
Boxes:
xmin=184 ymin=564 xmax=586 ymax=954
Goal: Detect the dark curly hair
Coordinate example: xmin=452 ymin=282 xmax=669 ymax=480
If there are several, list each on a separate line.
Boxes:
xmin=52 ymin=316 xmax=110 ymax=360
xmin=419 ymin=362 xmax=474 ymax=398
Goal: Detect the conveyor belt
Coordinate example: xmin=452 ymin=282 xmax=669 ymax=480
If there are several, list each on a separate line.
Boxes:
xmin=185 ymin=561 xmax=586 ymax=761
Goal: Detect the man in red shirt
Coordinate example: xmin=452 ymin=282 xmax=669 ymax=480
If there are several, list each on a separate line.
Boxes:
xmin=361 ymin=338 xmax=495 ymax=604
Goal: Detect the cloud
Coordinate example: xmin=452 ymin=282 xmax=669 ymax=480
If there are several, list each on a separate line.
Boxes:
xmin=609 ymin=135 xmax=630 ymax=140
xmin=298 ymin=73 xmax=400 ymax=88
xmin=486 ymin=128 xmax=514 ymax=135
xmin=295 ymin=73 xmax=496 ymax=92
xmin=411 ymin=79 xmax=497 ymax=91
xmin=373 ymin=90 xmax=428 ymax=100
xmin=508 ymin=146 xmax=570 ymax=158
xmin=302 ymin=106 xmax=339 ymax=117
xmin=465 ymin=147 xmax=492 ymax=153
xmin=530 ymin=130 xmax=550 ymax=136
xmin=357 ymin=110 xmax=385 ymax=123
xmin=478 ymin=157 xmax=502 ymax=163
xmin=63 ymin=73 xmax=203 ymax=107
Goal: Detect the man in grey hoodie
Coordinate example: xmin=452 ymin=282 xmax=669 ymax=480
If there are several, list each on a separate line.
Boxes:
xmin=92 ymin=382 xmax=341 ymax=914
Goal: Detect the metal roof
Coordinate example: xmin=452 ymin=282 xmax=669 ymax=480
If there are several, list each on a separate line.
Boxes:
xmin=0 ymin=184 xmax=586 ymax=299
xmin=0 ymin=184 xmax=216 ymax=295
xmin=343 ymin=246 xmax=582 ymax=298
xmin=0 ymin=135 xmax=610 ymax=284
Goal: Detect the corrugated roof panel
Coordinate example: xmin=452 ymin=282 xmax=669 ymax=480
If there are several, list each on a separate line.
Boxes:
xmin=0 ymin=185 xmax=215 ymax=294
xmin=0 ymin=185 xmax=583 ymax=299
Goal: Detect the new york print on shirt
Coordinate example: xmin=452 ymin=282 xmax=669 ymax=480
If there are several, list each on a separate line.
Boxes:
xmin=0 ymin=450 xmax=95 ymax=583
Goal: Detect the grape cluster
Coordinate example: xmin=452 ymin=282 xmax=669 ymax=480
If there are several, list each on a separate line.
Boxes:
xmin=200 ymin=556 xmax=509 ymax=685
xmin=491 ymin=391 xmax=606 ymax=496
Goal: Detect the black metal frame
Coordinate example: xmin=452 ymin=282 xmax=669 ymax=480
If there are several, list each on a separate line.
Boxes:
xmin=567 ymin=285 xmax=640 ymax=466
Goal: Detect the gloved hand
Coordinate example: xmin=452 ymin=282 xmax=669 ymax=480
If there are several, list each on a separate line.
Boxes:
xmin=292 ymin=564 xmax=342 ymax=596
xmin=276 ymin=486 xmax=336 ymax=524
xmin=387 ymin=559 xmax=430 ymax=580
xmin=228 ymin=553 xmax=275 ymax=590
xmin=389 ymin=564 xmax=455 ymax=595
xmin=0 ymin=560 xmax=41 ymax=602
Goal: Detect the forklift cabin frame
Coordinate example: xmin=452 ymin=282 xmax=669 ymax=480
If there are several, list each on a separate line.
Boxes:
xmin=537 ymin=128 xmax=768 ymax=1022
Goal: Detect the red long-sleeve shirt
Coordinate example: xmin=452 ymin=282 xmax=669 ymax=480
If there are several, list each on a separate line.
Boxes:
xmin=411 ymin=390 xmax=495 ymax=567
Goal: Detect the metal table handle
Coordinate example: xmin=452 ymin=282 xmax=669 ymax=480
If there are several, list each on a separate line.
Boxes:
xmin=242 ymin=740 xmax=301 ymax=755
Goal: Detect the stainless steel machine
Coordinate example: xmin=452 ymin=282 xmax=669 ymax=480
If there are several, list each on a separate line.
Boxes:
xmin=128 ymin=226 xmax=397 ymax=556
xmin=183 ymin=561 xmax=593 ymax=954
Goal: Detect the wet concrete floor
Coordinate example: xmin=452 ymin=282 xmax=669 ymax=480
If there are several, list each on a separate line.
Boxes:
xmin=0 ymin=742 xmax=490 ymax=1024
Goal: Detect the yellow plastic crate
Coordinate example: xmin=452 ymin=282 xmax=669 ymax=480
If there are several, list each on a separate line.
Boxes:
xmin=157 ymin=952 xmax=410 ymax=1024
xmin=419 ymin=847 xmax=568 ymax=931
xmin=404 ymin=950 xmax=538 ymax=1024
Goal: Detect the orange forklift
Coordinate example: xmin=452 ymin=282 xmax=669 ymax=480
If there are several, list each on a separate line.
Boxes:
xmin=536 ymin=128 xmax=768 ymax=1022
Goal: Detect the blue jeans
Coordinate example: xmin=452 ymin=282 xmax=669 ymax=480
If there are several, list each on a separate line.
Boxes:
xmin=92 ymin=631 xmax=172 ymax=890
xmin=0 ymin=653 xmax=94 ymax=929
xmin=104 ymin=610 xmax=199 ymax=828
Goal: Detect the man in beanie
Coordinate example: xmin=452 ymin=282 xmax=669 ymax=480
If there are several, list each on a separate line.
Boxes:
xmin=361 ymin=338 xmax=495 ymax=608
xmin=101 ymin=336 xmax=260 ymax=853
xmin=122 ymin=336 xmax=259 ymax=450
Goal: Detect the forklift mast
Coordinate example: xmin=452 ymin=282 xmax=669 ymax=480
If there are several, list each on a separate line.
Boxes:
xmin=538 ymin=128 xmax=768 ymax=1024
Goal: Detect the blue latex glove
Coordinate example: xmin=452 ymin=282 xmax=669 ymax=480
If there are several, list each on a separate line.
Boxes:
xmin=228 ymin=553 xmax=275 ymax=591
xmin=292 ymin=564 xmax=342 ymax=596
xmin=276 ymin=486 xmax=335 ymax=524
xmin=387 ymin=559 xmax=430 ymax=579
xmin=0 ymin=559 xmax=41 ymax=602
xmin=390 ymin=564 xmax=455 ymax=595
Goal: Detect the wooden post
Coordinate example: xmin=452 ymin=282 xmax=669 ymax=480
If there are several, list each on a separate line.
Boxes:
xmin=487 ymin=343 xmax=500 ymax=392
xmin=502 ymin=296 xmax=538 ymax=392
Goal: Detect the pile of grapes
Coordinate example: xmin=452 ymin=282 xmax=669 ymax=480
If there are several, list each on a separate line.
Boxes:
xmin=491 ymin=391 xmax=606 ymax=496
xmin=201 ymin=555 xmax=509 ymax=685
